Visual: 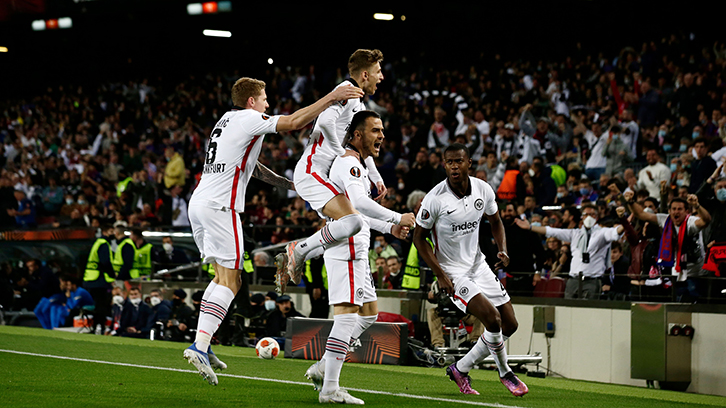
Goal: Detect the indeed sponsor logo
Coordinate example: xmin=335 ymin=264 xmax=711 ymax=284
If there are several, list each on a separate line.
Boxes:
xmin=452 ymin=221 xmax=478 ymax=232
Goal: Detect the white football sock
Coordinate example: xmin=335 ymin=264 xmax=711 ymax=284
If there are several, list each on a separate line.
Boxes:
xmin=350 ymin=314 xmax=377 ymax=343
xmin=194 ymin=284 xmax=234 ymax=352
xmin=321 ymin=313 xmax=357 ymax=394
xmin=296 ymin=214 xmax=363 ymax=257
xmin=304 ymin=246 xmax=325 ymax=262
xmin=483 ymin=329 xmax=511 ymax=377
xmin=195 ymin=281 xmax=219 ymax=349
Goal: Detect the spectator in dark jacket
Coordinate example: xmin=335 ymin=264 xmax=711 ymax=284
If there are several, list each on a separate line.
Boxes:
xmin=149 ymin=289 xmax=172 ymax=323
xmin=265 ymin=295 xmax=304 ymax=338
xmin=501 ymin=202 xmax=546 ymax=296
xmin=165 ymin=289 xmax=193 ymax=342
xmin=532 ymin=159 xmax=556 ymax=206
xmin=601 ymin=242 xmax=631 ymax=300
xmin=119 ymin=287 xmax=155 ymax=338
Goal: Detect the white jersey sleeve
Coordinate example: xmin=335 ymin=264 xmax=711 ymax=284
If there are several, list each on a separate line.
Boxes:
xmin=329 ymin=156 xmax=401 ymax=224
xmin=315 ymin=100 xmax=347 ymax=157
xmin=365 ymin=156 xmax=383 ymax=185
xmin=416 ymin=189 xmax=439 ymax=230
xmin=481 ymin=181 xmax=499 ymax=216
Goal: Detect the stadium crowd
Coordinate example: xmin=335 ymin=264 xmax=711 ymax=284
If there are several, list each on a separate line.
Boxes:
xmin=2 ymin=32 xmax=726 ymax=312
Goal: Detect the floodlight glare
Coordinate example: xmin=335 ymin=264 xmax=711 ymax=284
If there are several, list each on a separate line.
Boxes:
xmin=373 ymin=13 xmax=394 ymax=21
xmin=203 ymin=29 xmax=232 ymax=38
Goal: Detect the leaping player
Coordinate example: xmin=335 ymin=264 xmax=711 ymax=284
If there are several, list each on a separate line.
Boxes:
xmin=413 ymin=143 xmax=528 ymax=397
xmin=276 ymin=49 xmax=415 ymax=292
xmin=184 ymin=77 xmax=363 ymax=385
xmin=303 ymin=110 xmax=411 ymax=404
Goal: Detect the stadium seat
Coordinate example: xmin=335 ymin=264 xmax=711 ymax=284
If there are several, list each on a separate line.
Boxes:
xmin=533 ymin=277 xmax=549 ymax=297
xmin=545 ymin=277 xmax=566 ymax=298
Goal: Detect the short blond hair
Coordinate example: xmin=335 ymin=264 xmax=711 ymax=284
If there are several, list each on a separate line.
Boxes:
xmin=348 ymin=49 xmax=383 ymax=76
xmin=231 ymin=77 xmax=266 ymax=107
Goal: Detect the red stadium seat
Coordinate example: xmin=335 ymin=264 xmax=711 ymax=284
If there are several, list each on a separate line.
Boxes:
xmin=533 ymin=277 xmax=549 ymax=297
xmin=545 ymin=277 xmax=566 ymax=298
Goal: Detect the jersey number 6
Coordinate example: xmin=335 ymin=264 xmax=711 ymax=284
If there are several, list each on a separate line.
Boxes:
xmin=206 ymin=128 xmax=222 ymax=164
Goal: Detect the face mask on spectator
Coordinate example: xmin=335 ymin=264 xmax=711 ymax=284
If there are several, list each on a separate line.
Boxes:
xmin=670 ymin=163 xmax=678 ymax=172
xmin=163 ymin=243 xmax=173 ymax=253
xmin=579 ymin=188 xmax=590 ymax=196
xmin=612 ymin=134 xmax=619 ymax=141
xmin=113 ymin=295 xmax=124 ymax=306
xmin=692 ymin=131 xmax=700 ymax=139
xmin=528 ymin=169 xmax=535 ymax=177
xmin=644 ymin=207 xmax=655 ymax=214
xmin=78 ymin=200 xmax=86 ymax=205
xmin=65 ymin=198 xmax=74 ymax=205
xmin=531 ymin=222 xmax=542 ymax=228
xmin=556 ymin=192 xmax=565 ymax=199
xmin=663 ymin=144 xmax=672 ymax=152
xmin=717 ymin=188 xmax=726 ymax=202
xmin=680 ymin=145 xmax=688 ymax=152
xmin=658 ymin=130 xmax=667 ymax=137
xmin=265 ymin=300 xmax=276 ymax=311
xmin=676 ymin=179 xmax=685 ymax=187
xmin=130 ymin=297 xmax=142 ymax=306
xmin=583 ymin=215 xmax=597 ymax=229
xmin=150 ymin=296 xmax=161 ymax=307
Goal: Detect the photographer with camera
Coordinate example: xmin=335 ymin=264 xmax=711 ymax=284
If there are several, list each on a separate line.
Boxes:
xmin=426 ymin=281 xmax=484 ymax=349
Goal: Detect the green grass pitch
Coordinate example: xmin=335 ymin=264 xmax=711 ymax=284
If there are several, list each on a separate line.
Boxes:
xmin=1 ymin=326 xmax=725 ymax=408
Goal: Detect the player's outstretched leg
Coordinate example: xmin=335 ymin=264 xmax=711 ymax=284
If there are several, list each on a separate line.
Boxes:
xmin=288 ymin=213 xmax=363 ymax=281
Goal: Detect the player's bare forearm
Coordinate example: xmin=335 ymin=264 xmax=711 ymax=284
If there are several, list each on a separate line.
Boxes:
xmin=253 ymin=162 xmax=295 ymax=191
xmin=413 ymin=225 xmax=445 ymax=279
xmin=487 ymin=213 xmax=508 ymax=254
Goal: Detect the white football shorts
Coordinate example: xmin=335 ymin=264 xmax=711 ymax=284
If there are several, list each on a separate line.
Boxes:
xmin=325 ymin=257 xmax=377 ymax=307
xmin=188 ymin=203 xmax=245 ymax=270
xmin=293 ymin=163 xmax=341 ymax=213
xmin=449 ymin=262 xmax=510 ymax=312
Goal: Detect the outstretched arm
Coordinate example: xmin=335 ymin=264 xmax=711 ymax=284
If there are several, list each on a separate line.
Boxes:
xmin=253 ymin=162 xmax=295 ymax=191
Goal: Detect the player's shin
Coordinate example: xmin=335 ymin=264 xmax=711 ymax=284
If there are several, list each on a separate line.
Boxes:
xmin=483 ymin=329 xmax=511 ymax=377
xmin=321 ymin=313 xmax=357 ymax=395
xmin=298 ymin=213 xmax=363 ymax=257
xmin=194 ymin=284 xmax=234 ymax=351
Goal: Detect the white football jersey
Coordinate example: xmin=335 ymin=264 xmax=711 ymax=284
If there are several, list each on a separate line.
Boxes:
xmin=297 ymin=79 xmax=365 ymax=176
xmin=416 ymin=177 xmax=499 ymax=276
xmin=190 ymin=108 xmax=280 ymax=213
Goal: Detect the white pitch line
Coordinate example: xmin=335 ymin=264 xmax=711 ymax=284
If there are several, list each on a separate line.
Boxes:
xmin=0 ymin=349 xmax=526 ymax=408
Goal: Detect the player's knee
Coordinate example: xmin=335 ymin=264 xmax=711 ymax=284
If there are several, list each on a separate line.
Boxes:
xmin=341 ymin=213 xmax=364 ymax=236
xmin=502 ymin=319 xmax=518 ymax=337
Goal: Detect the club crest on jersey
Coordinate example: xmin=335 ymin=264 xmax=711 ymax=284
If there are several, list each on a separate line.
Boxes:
xmin=356 ymin=288 xmax=364 ymax=298
xmin=460 ymin=286 xmax=469 ymax=296
xmin=350 ymin=167 xmax=361 ymax=178
xmin=261 ymin=114 xmax=271 ymax=120
xmin=421 ymin=209 xmax=430 ymax=220
xmin=474 ymin=198 xmax=484 ymax=211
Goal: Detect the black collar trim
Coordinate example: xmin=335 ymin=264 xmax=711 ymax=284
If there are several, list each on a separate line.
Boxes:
xmin=344 ymin=144 xmax=367 ymax=168
xmin=446 ymin=177 xmax=471 ymax=199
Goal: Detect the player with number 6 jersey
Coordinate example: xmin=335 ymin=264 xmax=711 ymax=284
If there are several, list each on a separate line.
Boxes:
xmin=184 ymin=77 xmax=363 ymax=386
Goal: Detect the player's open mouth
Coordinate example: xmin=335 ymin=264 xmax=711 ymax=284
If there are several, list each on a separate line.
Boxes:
xmin=374 ymin=142 xmax=381 ymax=151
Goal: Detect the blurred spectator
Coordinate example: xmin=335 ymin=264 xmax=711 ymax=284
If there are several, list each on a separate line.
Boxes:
xmin=265 ymin=295 xmax=304 ymax=338
xmin=689 ymin=138 xmax=717 ymax=194
xmin=368 ymin=234 xmax=398 ymax=272
xmin=501 ymin=202 xmax=545 ymax=296
xmin=163 ymin=147 xmax=185 ymax=189
xmin=601 ymin=242 xmax=630 ymax=300
xmin=153 ymin=236 xmax=191 ymax=269
xmin=638 ymin=148 xmax=671 ymax=198
xmin=13 ymin=259 xmax=59 ymax=311
xmin=9 ymin=190 xmax=36 ymax=228
xmin=165 ymin=289 xmax=193 ymax=342
xmin=39 ymin=177 xmax=65 ymax=215
xmin=382 ymin=256 xmax=403 ymax=290
xmin=149 ymin=288 xmax=172 ymax=323
xmin=119 ymin=287 xmax=154 ymax=338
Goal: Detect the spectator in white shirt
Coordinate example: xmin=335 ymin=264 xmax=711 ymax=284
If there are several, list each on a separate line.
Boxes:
xmin=637 ymin=148 xmax=671 ymax=198
xmin=514 ymin=204 xmax=623 ymax=299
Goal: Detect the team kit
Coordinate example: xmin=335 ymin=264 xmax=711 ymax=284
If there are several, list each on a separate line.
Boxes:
xmin=182 ymin=49 xmax=528 ymax=403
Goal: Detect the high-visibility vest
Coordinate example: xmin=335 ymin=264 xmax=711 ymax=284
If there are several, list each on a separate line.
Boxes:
xmin=304 ymin=259 xmax=328 ymax=290
xmin=113 ymin=238 xmax=153 ymax=279
xmin=205 ymin=251 xmax=253 ymax=278
xmin=401 ymin=238 xmax=434 ymax=290
xmin=84 ymin=238 xmax=115 ymax=283
xmin=116 ymin=177 xmax=133 ymax=197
